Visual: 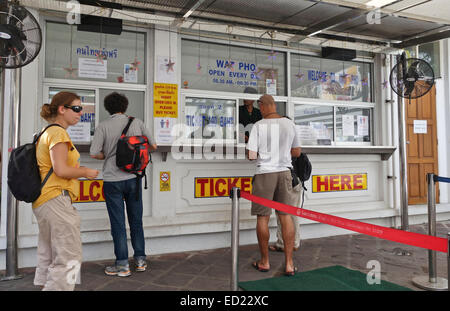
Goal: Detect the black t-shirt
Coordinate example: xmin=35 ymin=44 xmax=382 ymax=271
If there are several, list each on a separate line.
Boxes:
xmin=239 ymin=105 xmax=262 ymax=128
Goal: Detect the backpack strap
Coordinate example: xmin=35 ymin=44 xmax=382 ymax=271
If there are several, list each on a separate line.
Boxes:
xmin=34 ymin=123 xmax=64 ymax=188
xmin=121 ymin=117 xmax=135 ymax=137
xmin=41 ymin=168 xmax=53 ymax=189
xmin=33 ymin=123 xmax=63 ymax=144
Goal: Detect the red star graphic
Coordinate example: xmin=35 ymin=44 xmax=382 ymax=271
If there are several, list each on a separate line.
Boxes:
xmin=130 ymin=58 xmax=141 ymax=71
xmin=294 ymin=71 xmax=304 ymax=81
xmin=63 ymin=63 xmax=77 ymax=78
xmin=166 ymin=58 xmax=175 ymax=73
xmin=224 ymin=60 xmax=234 ymax=72
xmin=95 ymin=51 xmax=107 ymax=64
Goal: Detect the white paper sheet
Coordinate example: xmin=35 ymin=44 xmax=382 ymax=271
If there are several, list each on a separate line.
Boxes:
xmin=67 ymin=122 xmax=91 ymax=143
xmin=78 ymin=58 xmax=107 ymax=79
xmin=413 ymin=120 xmax=427 ymax=134
xmin=342 ymin=115 xmax=355 ymax=136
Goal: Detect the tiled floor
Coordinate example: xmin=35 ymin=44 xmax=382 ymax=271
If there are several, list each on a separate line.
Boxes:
xmin=1 ymin=221 xmax=449 ymax=291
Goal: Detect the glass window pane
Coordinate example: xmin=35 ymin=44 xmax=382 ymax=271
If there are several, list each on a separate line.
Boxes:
xmin=98 ymin=89 xmax=145 ymax=123
xmin=418 ymin=41 xmax=440 ymax=78
xmin=291 ymin=54 xmax=372 ymax=102
xmin=45 ymin=22 xmax=146 ymax=84
xmin=48 ymin=87 xmax=96 ymax=144
xmin=185 ymin=97 xmax=236 ymax=141
xmin=181 ymin=39 xmax=286 ymax=95
xmin=336 ymin=107 xmax=371 ymax=142
xmin=404 ymin=46 xmax=416 ymax=58
xmin=294 ymin=105 xmax=334 ymax=145
xmin=237 ymin=100 xmax=286 ymax=143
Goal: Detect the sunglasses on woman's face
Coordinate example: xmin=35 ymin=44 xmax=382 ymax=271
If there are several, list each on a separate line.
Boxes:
xmin=64 ymin=105 xmax=83 ymax=113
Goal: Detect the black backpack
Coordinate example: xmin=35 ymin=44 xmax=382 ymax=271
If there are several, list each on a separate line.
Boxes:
xmin=292 ymin=152 xmax=312 ymax=208
xmin=292 ymin=153 xmax=312 ymax=189
xmin=7 ymin=124 xmax=62 ymax=203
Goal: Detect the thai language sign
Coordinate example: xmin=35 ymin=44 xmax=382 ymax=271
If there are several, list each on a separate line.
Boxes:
xmin=312 ymin=173 xmax=367 ymax=193
xmin=153 ymin=83 xmax=178 ymax=118
xmin=194 ymin=177 xmax=252 ymax=198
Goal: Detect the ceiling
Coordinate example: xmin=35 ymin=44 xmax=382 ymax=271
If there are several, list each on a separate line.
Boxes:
xmin=20 ymin=0 xmax=450 ymax=53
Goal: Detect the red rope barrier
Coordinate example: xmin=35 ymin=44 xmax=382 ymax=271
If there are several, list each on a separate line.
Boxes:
xmin=240 ymin=191 xmax=448 ymax=253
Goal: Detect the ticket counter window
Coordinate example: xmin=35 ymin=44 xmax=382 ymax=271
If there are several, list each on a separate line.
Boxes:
xmin=185 ymin=97 xmax=236 ymax=143
xmin=48 ymin=87 xmax=95 ymax=145
xmin=291 ymin=54 xmax=372 ymax=103
xmin=45 ymin=21 xmax=146 ymax=84
xmin=294 ymin=105 xmax=334 ymax=145
xmin=336 ymin=107 xmax=371 ymax=143
xmin=237 ymin=100 xmax=286 ymax=143
xmin=98 ymin=89 xmax=145 ymax=123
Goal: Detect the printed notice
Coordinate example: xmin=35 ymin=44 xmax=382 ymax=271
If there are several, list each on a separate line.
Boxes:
xmin=124 ymin=64 xmax=137 ymax=83
xmin=342 ymin=115 xmax=355 ymax=136
xmin=357 ymin=115 xmax=369 ymax=136
xmin=266 ymin=79 xmax=277 ymax=95
xmin=153 ymin=83 xmax=178 ymax=118
xmin=155 ymin=117 xmax=175 ymax=144
xmin=413 ymin=120 xmax=427 ymax=134
xmin=78 ymin=58 xmax=107 ymax=79
xmin=67 ymin=122 xmax=90 ymax=143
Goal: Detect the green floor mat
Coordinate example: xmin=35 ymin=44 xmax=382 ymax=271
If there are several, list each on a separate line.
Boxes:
xmin=239 ymin=265 xmax=412 ymax=291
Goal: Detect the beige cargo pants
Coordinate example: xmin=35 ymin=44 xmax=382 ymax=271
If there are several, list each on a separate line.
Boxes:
xmin=32 ymin=194 xmax=82 ymax=291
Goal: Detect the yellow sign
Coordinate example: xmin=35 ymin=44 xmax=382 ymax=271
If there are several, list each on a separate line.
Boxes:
xmin=74 ymin=179 xmax=105 ymax=203
xmin=194 ymin=177 xmax=252 ymax=198
xmin=153 ymin=83 xmax=178 ymax=118
xmin=160 ymin=171 xmax=171 ymax=192
xmin=312 ymin=173 xmax=367 ymax=193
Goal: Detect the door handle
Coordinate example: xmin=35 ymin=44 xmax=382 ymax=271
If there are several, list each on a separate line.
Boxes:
xmin=406 ymin=141 xmax=410 ymax=144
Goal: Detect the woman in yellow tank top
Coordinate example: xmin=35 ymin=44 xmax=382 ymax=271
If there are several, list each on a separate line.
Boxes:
xmin=33 ymin=91 xmax=99 ymax=291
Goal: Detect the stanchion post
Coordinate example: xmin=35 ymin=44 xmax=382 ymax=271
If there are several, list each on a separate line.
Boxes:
xmin=428 ymin=173 xmax=437 ymax=283
xmin=447 ymin=232 xmax=450 ymax=292
xmin=412 ymin=173 xmax=447 ymax=290
xmin=230 ymin=187 xmax=241 ymax=291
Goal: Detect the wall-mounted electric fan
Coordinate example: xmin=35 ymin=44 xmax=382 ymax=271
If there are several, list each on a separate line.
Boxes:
xmin=389 ymin=52 xmax=435 ymax=100
xmin=0 ymin=2 xmax=42 ymax=69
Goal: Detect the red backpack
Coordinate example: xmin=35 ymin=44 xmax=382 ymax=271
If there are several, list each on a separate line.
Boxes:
xmin=116 ymin=117 xmax=151 ymax=189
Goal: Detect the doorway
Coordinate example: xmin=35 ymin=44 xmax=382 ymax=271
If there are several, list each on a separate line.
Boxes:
xmin=406 ymin=85 xmax=439 ymax=205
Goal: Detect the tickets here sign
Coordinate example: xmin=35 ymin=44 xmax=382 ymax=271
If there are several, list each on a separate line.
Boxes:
xmin=312 ymin=173 xmax=367 ymax=193
xmin=74 ymin=179 xmax=105 ymax=203
xmin=195 ymin=177 xmax=252 ymax=198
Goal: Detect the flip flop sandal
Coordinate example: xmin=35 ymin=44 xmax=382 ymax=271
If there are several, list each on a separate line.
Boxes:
xmin=252 ymin=261 xmax=270 ymax=272
xmin=284 ymin=266 xmax=298 ymax=277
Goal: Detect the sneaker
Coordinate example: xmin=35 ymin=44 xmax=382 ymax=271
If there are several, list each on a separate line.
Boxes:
xmin=104 ymin=264 xmax=131 ymax=277
xmin=135 ymin=259 xmax=147 ymax=272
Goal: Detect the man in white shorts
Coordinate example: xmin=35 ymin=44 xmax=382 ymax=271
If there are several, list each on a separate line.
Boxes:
xmin=246 ymin=94 xmax=301 ymax=276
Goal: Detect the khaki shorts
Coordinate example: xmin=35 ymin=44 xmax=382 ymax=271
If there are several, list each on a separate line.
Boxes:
xmin=251 ymin=170 xmax=301 ymax=216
